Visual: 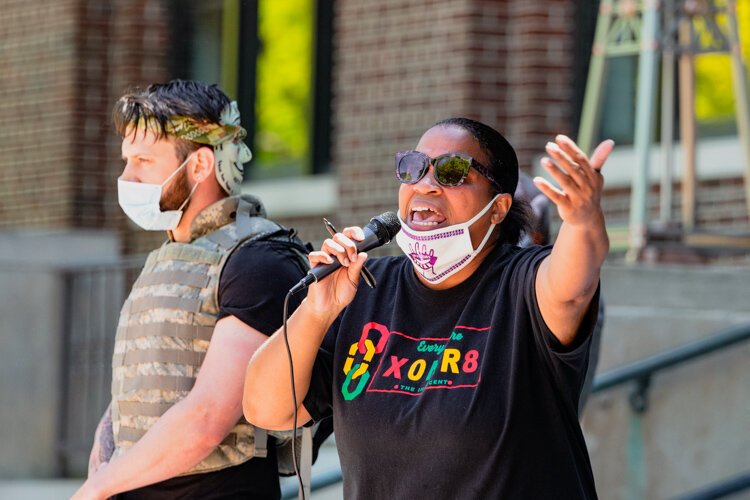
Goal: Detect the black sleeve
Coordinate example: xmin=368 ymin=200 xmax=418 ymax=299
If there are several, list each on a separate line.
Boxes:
xmin=217 ymin=240 xmax=308 ymax=335
xmin=511 ymin=245 xmax=599 ymax=353
xmin=515 ymin=246 xmax=600 ymax=400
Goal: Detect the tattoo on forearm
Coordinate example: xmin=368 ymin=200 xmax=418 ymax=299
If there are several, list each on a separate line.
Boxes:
xmin=89 ymin=405 xmax=115 ymax=477
xmin=98 ymin=407 xmax=115 ymax=463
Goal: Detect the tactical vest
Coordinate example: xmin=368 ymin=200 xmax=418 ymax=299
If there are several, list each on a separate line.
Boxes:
xmin=111 ymin=195 xmax=308 ymax=475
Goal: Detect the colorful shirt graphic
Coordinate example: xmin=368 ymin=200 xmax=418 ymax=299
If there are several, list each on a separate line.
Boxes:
xmin=340 ymin=321 xmax=489 ymax=400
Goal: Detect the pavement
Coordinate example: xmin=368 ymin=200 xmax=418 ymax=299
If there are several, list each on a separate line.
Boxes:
xmin=0 ymin=442 xmax=343 ymax=500
xmin=0 ymin=480 xmax=81 ymax=500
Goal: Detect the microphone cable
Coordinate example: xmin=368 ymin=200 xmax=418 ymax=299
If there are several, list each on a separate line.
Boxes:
xmin=281 ymin=290 xmax=306 ymax=500
xmin=278 ymin=213 xmax=398 ymax=499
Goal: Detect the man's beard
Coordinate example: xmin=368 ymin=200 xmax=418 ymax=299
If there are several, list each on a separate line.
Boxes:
xmin=159 ymin=167 xmax=192 ymax=212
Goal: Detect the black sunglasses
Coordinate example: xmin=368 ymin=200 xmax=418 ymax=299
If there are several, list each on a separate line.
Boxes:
xmin=395 ymin=150 xmax=500 ymax=190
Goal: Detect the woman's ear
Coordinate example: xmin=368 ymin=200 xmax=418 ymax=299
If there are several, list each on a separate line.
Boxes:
xmin=490 ymin=193 xmax=513 ymax=224
xmin=190 ymin=147 xmax=215 ymax=183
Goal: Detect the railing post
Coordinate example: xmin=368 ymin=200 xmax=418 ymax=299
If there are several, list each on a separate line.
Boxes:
xmin=56 ymin=270 xmax=74 ymax=476
xmin=628 ymin=0 xmax=661 ymax=261
xmin=629 ymin=375 xmax=651 ymax=414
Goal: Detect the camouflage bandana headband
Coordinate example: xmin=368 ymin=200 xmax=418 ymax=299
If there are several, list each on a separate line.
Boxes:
xmin=142 ymin=101 xmax=253 ymax=195
xmin=166 ymin=109 xmax=245 ymax=147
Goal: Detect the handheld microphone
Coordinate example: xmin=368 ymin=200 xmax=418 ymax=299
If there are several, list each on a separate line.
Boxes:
xmin=289 ymin=211 xmax=401 ymax=294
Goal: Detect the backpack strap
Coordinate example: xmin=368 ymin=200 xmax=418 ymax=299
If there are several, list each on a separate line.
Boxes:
xmin=210 ymin=204 xmax=312 ymax=308
xmin=254 ymin=427 xmax=268 ymax=458
xmin=274 ymin=425 xmax=316 ymax=498
xmin=244 ymin=227 xmax=311 ymax=273
xmin=233 ymin=197 xmax=311 ymax=270
xmin=202 ymin=199 xmax=320 ymax=478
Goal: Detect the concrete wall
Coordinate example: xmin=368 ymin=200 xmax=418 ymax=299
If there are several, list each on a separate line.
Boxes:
xmin=582 ymin=264 xmax=750 ymax=499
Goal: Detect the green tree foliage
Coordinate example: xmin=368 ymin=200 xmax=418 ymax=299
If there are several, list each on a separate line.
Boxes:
xmin=694 ymin=1 xmax=750 ymax=125
xmin=254 ymin=0 xmax=313 ymax=176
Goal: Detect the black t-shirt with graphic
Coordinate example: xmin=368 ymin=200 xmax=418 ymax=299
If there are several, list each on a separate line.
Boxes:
xmin=304 ymin=244 xmax=598 ymax=499
xmin=118 ymin=239 xmax=307 ymax=500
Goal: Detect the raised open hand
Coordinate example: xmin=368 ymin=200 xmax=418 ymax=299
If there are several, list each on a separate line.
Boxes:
xmin=533 ymin=135 xmax=614 ymax=228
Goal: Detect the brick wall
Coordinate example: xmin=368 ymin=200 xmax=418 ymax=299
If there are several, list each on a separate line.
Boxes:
xmin=461 ymin=0 xmax=579 ymax=171
xmin=332 ymin=0 xmax=472 ymax=231
xmin=331 ymin=0 xmax=578 ymax=236
xmin=599 ymin=177 xmax=750 ymax=230
xmin=0 ymin=0 xmax=172 ymax=253
xmin=0 ymin=1 xmax=79 ymax=228
xmin=77 ymin=0 xmax=173 ymax=254
xmin=1 ymin=0 xmax=747 ymax=257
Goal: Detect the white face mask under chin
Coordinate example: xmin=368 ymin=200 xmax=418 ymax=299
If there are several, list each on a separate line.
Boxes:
xmin=118 ymin=154 xmax=199 ymax=231
xmin=396 ymin=194 xmax=500 ymax=284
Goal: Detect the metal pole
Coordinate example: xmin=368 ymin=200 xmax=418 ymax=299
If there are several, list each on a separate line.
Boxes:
xmin=577 ymin=0 xmax=615 ymax=153
xmin=678 ymin=17 xmax=697 ymax=232
xmin=660 ymin=0 xmax=676 ymax=224
xmin=56 ymin=272 xmax=74 ymax=476
xmin=627 ymin=0 xmax=662 ymax=261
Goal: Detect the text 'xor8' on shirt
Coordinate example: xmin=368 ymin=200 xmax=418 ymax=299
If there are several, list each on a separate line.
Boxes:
xmin=303 ymin=244 xmax=599 ymax=499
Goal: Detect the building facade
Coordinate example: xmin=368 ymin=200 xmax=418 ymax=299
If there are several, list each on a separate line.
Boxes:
xmin=2 ymin=0 xmax=748 ymax=252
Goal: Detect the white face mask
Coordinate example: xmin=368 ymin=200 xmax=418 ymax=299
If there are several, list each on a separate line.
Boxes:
xmin=396 ymin=194 xmax=500 ymax=284
xmin=117 ymin=154 xmax=199 ymax=231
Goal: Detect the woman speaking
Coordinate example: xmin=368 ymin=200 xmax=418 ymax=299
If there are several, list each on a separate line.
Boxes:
xmin=244 ymin=117 xmax=613 ymax=499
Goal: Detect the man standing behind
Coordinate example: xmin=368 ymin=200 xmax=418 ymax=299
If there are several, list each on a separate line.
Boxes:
xmin=73 ymin=80 xmax=308 ymax=499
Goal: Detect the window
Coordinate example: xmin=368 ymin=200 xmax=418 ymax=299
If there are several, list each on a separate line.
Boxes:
xmin=574 ymin=0 xmax=750 ymax=145
xmin=600 ymin=56 xmax=639 ymax=145
xmin=168 ymin=0 xmax=332 ymax=179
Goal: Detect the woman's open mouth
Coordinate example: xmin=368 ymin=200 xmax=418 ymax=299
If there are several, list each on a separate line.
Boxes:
xmin=409 ymin=205 xmax=447 ymax=229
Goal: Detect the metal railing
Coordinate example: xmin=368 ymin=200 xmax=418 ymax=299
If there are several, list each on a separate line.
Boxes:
xmin=591 ymin=322 xmax=750 ymax=498
xmin=591 ymin=322 xmax=750 ymax=413
xmin=56 ymin=257 xmax=145 ymax=476
xmin=673 ymin=470 xmax=750 ymax=500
